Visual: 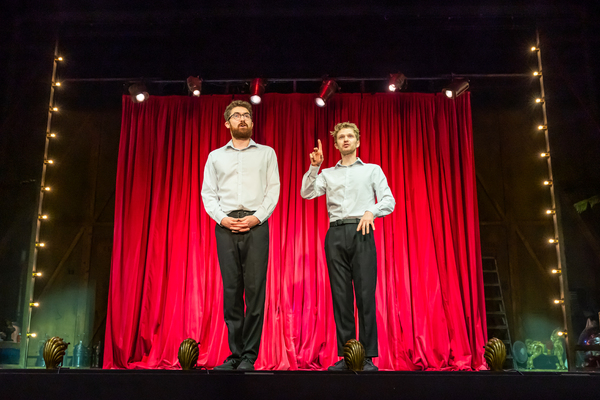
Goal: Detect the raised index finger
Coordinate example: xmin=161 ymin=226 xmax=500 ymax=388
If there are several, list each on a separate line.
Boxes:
xmin=317 ymin=139 xmax=322 ymax=153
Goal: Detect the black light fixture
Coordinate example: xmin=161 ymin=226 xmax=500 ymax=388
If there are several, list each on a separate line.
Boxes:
xmin=315 ymin=79 xmax=339 ymax=107
xmin=388 ymin=73 xmax=407 ymax=92
xmin=128 ymin=82 xmax=149 ymax=103
xmin=187 ymin=76 xmax=202 ymax=97
xmin=250 ymin=78 xmax=267 ymax=105
xmin=442 ymin=78 xmax=469 ymax=99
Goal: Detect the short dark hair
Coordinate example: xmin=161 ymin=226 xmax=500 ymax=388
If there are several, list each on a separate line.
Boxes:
xmin=224 ymin=100 xmax=253 ymax=121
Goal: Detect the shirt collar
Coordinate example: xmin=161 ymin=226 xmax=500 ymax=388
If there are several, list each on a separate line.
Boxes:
xmin=225 ymin=139 xmax=258 ymax=151
xmin=335 ymin=157 xmax=364 ymax=168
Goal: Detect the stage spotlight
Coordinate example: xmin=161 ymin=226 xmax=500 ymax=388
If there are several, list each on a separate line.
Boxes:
xmin=33 ymin=272 xmax=43 ymax=277
xmin=250 ymin=78 xmax=267 ymax=105
xmin=557 ymin=330 xmax=567 ymax=337
xmin=533 ymin=71 xmax=542 ymax=76
xmin=39 ymin=214 xmax=48 ymax=220
xmin=442 ymin=79 xmax=469 ymax=99
xmin=540 ymin=152 xmax=550 ymax=158
xmin=553 ymin=299 xmax=564 ymax=304
xmin=30 ymin=302 xmax=40 ymax=307
xmin=129 ymin=82 xmax=149 ymax=103
xmin=531 ymin=46 xmax=539 ymax=52
xmin=388 ymin=73 xmax=407 ymax=92
xmin=543 ymin=180 xmax=553 ymax=186
xmin=549 ymin=238 xmax=558 ymax=244
xmin=538 ymin=125 xmax=547 ymax=130
xmin=551 ymin=269 xmax=561 ymax=274
xmin=187 ymin=76 xmax=202 ymax=97
xmin=27 ymin=333 xmax=37 ymax=338
xmin=315 ymin=79 xmax=339 ymax=107
xmin=546 ymin=209 xmax=556 ymax=215
xmin=535 ymin=98 xmax=544 ymax=104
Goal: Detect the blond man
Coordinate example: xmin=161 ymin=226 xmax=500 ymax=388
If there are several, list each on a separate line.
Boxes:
xmin=301 ymin=122 xmax=395 ymax=371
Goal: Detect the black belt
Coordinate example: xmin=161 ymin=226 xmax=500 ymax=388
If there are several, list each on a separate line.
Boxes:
xmin=330 ymin=218 xmax=361 ymax=227
xmin=228 ymin=210 xmax=256 ymax=218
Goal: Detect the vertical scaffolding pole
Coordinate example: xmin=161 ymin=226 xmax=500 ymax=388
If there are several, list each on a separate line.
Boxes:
xmin=535 ymin=30 xmax=575 ymax=370
xmin=19 ymin=39 xmax=61 ymax=368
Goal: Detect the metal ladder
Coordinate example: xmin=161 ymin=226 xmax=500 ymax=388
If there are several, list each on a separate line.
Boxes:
xmin=482 ymin=256 xmax=515 ymax=369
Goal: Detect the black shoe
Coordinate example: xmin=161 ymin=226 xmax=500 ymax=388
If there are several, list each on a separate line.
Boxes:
xmin=327 ymin=359 xmax=348 ymax=371
xmin=363 ymin=357 xmax=378 ymax=371
xmin=237 ymin=358 xmax=255 ymax=371
xmin=213 ymin=358 xmax=241 ymax=370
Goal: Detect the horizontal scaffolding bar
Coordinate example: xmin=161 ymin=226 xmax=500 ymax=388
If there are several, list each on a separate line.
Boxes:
xmin=61 ymin=73 xmax=531 ymax=84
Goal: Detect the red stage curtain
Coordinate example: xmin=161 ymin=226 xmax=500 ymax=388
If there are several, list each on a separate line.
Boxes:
xmin=104 ymin=93 xmax=487 ymax=370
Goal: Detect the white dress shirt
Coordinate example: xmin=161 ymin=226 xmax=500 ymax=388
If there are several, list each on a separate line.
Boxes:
xmin=300 ymin=158 xmax=395 ymax=222
xmin=201 ymin=139 xmax=280 ymax=224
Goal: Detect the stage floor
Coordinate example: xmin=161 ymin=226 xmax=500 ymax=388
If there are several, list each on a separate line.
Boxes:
xmin=1 ymin=369 xmax=599 ymax=400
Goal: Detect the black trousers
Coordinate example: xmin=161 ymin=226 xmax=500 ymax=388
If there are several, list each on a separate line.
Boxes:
xmin=325 ymin=223 xmax=378 ymax=357
xmin=215 ymin=212 xmax=269 ymax=362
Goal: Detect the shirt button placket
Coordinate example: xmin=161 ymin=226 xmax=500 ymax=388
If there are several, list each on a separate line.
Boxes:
xmin=238 ymin=151 xmax=242 ymax=204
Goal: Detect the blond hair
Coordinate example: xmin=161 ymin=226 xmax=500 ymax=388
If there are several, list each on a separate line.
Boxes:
xmin=224 ymin=100 xmax=253 ymax=121
xmin=330 ymin=122 xmax=360 ymax=142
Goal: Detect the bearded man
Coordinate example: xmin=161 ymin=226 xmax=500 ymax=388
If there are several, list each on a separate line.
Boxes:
xmin=301 ymin=122 xmax=395 ymax=371
xmin=201 ymin=100 xmax=280 ymax=371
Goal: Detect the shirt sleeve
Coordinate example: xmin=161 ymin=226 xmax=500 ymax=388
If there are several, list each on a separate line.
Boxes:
xmin=365 ymin=166 xmax=395 ymax=218
xmin=300 ymin=164 xmax=327 ymax=199
xmin=201 ymin=153 xmax=228 ymax=225
xmin=253 ymin=148 xmax=280 ymax=224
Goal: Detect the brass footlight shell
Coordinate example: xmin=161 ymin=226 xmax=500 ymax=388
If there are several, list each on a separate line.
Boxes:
xmin=343 ymin=339 xmax=365 ymax=371
xmin=484 ymin=337 xmax=506 ymax=371
xmin=178 ymin=338 xmax=200 ymax=370
xmin=43 ymin=337 xmax=69 ymax=369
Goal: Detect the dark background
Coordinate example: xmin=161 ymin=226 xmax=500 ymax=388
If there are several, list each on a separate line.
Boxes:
xmin=1 ymin=1 xmax=599 ymax=365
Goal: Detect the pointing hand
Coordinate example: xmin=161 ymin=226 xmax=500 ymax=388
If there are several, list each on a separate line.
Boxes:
xmin=309 ymin=139 xmax=324 ymax=167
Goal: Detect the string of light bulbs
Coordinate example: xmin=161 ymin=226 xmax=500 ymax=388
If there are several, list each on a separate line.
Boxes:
xmin=21 ymin=42 xmax=63 ymax=364
xmin=533 ymin=33 xmax=569 ymax=341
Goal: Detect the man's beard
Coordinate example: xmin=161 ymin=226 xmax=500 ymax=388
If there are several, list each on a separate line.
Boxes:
xmin=231 ymin=124 xmax=252 ymax=140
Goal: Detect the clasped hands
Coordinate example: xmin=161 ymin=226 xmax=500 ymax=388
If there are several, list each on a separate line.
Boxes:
xmin=221 ymin=215 xmax=260 ymax=233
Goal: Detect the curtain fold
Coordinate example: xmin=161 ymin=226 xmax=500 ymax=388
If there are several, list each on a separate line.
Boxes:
xmin=104 ymin=92 xmax=487 ymax=370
